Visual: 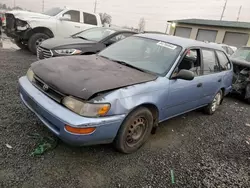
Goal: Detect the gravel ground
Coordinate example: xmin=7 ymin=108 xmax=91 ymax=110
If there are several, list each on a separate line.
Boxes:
xmin=0 ymin=48 xmax=250 ymax=188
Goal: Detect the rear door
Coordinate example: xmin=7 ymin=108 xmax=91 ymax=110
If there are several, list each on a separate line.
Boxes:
xmin=199 ymin=48 xmax=224 ymax=104
xmin=82 ymin=12 xmax=98 ymax=30
xmin=216 ymin=50 xmax=233 ymax=93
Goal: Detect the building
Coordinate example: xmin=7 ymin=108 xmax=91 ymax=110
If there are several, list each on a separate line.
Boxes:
xmin=168 ymin=19 xmax=250 ymax=48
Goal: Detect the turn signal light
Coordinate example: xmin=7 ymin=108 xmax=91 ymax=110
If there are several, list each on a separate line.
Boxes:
xmin=65 ymin=125 xmax=96 ymax=135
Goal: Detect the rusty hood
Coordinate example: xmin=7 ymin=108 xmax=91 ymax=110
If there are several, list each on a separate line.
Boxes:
xmin=31 ymin=55 xmax=157 ymax=100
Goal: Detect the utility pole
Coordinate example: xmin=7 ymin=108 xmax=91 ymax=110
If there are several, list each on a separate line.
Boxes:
xmin=94 ymin=0 xmax=97 ymax=13
xmin=220 ymin=0 xmax=228 ymax=20
xmin=42 ymin=0 xmax=44 ymax=12
xmin=13 ymin=0 xmax=16 ymax=8
xmin=237 ymin=5 xmax=242 ymax=21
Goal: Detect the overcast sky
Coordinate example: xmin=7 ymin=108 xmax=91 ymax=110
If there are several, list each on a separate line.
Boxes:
xmin=2 ymin=0 xmax=250 ymax=31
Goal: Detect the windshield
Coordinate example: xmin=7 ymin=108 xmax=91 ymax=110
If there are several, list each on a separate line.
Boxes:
xmin=73 ymin=27 xmax=116 ymax=42
xmin=43 ymin=8 xmax=63 ymax=16
xmin=98 ymin=36 xmax=182 ymax=75
xmin=231 ymin=47 xmax=250 ymax=62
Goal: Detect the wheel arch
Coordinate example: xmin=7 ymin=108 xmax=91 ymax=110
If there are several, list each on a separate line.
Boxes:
xmin=26 ymin=27 xmax=54 ymax=39
xmin=220 ymin=87 xmax=225 ymax=104
xmin=128 ymin=103 xmax=159 ymax=125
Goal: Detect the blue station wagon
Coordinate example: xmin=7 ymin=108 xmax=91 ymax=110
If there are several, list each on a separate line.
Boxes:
xmin=18 ymin=34 xmax=233 ymax=153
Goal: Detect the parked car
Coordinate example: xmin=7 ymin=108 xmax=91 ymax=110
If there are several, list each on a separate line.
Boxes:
xmin=5 ymin=7 xmax=102 ymax=54
xmin=230 ymin=46 xmax=250 ymax=103
xmin=37 ymin=27 xmax=137 ymax=60
xmin=209 ymin=42 xmax=235 ymax=56
xmin=18 ymin=34 xmax=233 ymax=153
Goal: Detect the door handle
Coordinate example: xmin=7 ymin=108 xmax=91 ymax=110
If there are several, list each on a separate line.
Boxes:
xmin=75 ymin=26 xmax=80 ymax=28
xmin=218 ymin=78 xmax=222 ymax=82
xmin=197 ymin=83 xmax=202 ymax=87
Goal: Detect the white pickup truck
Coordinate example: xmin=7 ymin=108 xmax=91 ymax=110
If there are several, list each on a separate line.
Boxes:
xmin=5 ymin=7 xmax=102 ymax=54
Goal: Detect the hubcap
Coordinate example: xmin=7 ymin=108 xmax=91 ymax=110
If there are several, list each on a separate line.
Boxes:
xmin=211 ymin=92 xmax=221 ymax=112
xmin=35 ymin=38 xmax=45 ymax=47
xmin=126 ymin=117 xmax=147 ymax=146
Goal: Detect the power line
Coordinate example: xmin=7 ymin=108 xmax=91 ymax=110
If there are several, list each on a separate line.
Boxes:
xmin=237 ymin=5 xmax=242 ymax=21
xmin=220 ymin=0 xmax=228 ymax=20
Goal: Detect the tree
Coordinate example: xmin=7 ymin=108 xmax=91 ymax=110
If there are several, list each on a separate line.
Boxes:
xmin=99 ymin=13 xmax=112 ymax=26
xmin=138 ymin=18 xmax=146 ymax=32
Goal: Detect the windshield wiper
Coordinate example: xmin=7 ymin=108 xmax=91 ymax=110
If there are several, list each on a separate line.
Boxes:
xmin=113 ymin=60 xmax=149 ymax=73
xmin=98 ymin=55 xmax=149 ymax=73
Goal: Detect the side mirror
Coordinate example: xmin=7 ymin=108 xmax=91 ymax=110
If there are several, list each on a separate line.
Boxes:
xmin=172 ymin=69 xmax=194 ymax=80
xmin=60 ymin=14 xmax=71 ymax=21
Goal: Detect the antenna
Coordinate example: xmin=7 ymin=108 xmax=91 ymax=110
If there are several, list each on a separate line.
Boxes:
xmin=94 ymin=0 xmax=97 ymax=13
xmin=220 ymin=0 xmax=228 ymax=20
xmin=237 ymin=6 xmax=242 ymax=21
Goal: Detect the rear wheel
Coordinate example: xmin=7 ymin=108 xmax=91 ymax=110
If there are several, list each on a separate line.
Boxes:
xmin=14 ymin=39 xmax=28 ymax=50
xmin=28 ymin=33 xmax=49 ymax=54
xmin=114 ymin=107 xmax=153 ymax=154
xmin=203 ymin=90 xmax=223 ymax=115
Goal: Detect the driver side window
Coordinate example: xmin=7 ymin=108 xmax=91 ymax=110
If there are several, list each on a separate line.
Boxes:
xmin=63 ymin=10 xmax=80 ymax=22
xmin=174 ymin=49 xmax=201 ymax=76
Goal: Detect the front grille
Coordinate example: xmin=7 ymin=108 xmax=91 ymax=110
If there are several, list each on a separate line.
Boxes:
xmin=5 ymin=13 xmax=16 ymax=31
xmin=37 ymin=46 xmax=53 ymax=60
xmin=33 ymin=76 xmax=65 ymax=103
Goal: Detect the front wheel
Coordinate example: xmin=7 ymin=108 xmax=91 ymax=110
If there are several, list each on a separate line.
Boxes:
xmin=203 ymin=90 xmax=223 ymax=115
xmin=28 ymin=33 xmax=49 ymax=54
xmin=114 ymin=107 xmax=154 ymax=154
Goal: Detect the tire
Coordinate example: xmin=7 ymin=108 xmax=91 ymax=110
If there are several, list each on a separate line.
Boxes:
xmin=114 ymin=107 xmax=154 ymax=154
xmin=28 ymin=33 xmax=49 ymax=54
xmin=14 ymin=39 xmax=28 ymax=50
xmin=203 ymin=90 xmax=223 ymax=115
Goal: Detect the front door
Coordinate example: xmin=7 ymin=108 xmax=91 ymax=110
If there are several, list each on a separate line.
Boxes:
xmin=165 ymin=49 xmax=204 ymax=118
xmin=56 ymin=10 xmax=83 ymax=37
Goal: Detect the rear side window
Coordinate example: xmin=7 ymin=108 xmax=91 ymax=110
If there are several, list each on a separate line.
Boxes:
xmin=202 ymin=49 xmax=220 ymax=75
xmin=216 ymin=51 xmax=231 ymax=71
xmin=222 ymin=46 xmax=228 ymax=54
xmin=63 ymin=10 xmax=80 ymax=22
xmin=227 ymin=47 xmax=234 ymax=55
xmin=83 ymin=12 xmax=97 ymax=25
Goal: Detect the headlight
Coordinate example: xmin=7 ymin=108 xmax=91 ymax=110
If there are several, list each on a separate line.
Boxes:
xmin=26 ymin=68 xmax=34 ymax=82
xmin=62 ymin=96 xmax=110 ymax=117
xmin=55 ymin=49 xmax=82 ymax=55
xmin=16 ymin=19 xmax=28 ymax=27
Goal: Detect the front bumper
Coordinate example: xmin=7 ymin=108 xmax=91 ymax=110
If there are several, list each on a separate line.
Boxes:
xmin=18 ymin=76 xmax=125 ymax=146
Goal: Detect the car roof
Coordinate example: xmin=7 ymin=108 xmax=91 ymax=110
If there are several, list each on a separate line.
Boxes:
xmin=136 ymin=33 xmax=224 ymax=51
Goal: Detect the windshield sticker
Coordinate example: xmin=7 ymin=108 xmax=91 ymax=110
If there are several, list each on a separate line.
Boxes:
xmin=157 ymin=41 xmax=177 ymax=50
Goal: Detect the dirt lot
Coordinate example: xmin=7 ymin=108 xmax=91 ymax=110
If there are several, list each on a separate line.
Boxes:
xmin=0 ymin=46 xmax=250 ymax=188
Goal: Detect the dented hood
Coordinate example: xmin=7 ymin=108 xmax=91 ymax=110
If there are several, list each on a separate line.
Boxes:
xmin=231 ymin=58 xmax=250 ymax=68
xmin=31 ymin=55 xmax=157 ymax=100
xmin=6 ymin=10 xmax=51 ymax=20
